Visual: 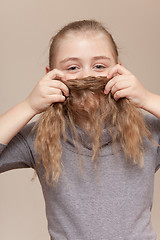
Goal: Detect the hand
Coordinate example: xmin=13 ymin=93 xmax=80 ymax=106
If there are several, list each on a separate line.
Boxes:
xmin=25 ymin=69 xmax=69 ymax=114
xmin=104 ymin=64 xmax=150 ymax=108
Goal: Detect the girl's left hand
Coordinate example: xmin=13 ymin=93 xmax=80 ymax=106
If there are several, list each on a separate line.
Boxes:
xmin=104 ymin=64 xmax=150 ymax=108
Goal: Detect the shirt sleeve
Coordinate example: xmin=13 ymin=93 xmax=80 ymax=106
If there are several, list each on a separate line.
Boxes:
xmin=156 ymin=146 xmax=160 ymax=172
xmin=0 ymin=123 xmax=36 ymax=173
xmin=143 ymin=113 xmax=160 ymax=173
xmin=148 ymin=114 xmax=160 ymax=173
xmin=0 ymin=144 xmax=7 ymax=153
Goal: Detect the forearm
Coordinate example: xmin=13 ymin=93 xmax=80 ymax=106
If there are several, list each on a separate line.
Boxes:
xmin=142 ymin=92 xmax=160 ymax=119
xmin=0 ymin=100 xmax=36 ymax=145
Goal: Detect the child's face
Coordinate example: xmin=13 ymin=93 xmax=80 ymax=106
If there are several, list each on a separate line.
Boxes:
xmin=53 ymin=32 xmax=117 ymax=80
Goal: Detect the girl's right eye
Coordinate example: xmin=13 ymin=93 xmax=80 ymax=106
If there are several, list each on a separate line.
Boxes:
xmin=67 ymin=65 xmax=79 ymax=71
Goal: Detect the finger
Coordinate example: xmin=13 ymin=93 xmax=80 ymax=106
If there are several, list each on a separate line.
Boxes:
xmin=113 ymin=88 xmax=130 ymax=101
xmin=107 ymin=64 xmax=132 ymax=79
xmin=46 ymin=87 xmax=63 ymax=96
xmin=111 ymin=80 xmax=130 ymax=96
xmin=46 ymin=69 xmax=66 ymax=81
xmin=47 ymin=80 xmax=69 ymax=97
xmin=48 ymin=94 xmax=66 ymax=103
xmin=105 ymin=75 xmax=129 ymax=94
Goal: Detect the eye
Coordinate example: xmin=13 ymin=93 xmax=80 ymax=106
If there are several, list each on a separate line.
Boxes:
xmin=67 ymin=65 xmax=79 ymax=71
xmin=94 ymin=64 xmax=106 ymax=70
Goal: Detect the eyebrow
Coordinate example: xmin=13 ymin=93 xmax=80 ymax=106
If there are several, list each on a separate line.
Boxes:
xmin=92 ymin=56 xmax=111 ymax=62
xmin=60 ymin=56 xmax=111 ymax=64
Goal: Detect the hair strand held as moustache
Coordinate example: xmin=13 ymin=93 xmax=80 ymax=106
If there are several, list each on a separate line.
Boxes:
xmin=33 ymin=76 xmax=152 ymax=185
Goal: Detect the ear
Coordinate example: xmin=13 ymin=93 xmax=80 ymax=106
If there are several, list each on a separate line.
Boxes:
xmin=46 ymin=66 xmax=50 ymax=73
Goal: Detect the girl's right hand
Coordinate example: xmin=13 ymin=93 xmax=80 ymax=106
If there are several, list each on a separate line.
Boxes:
xmin=25 ymin=69 xmax=69 ymax=115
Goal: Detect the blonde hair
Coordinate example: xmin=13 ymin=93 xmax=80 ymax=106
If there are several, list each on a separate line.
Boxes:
xmin=34 ymin=76 xmax=152 ymax=185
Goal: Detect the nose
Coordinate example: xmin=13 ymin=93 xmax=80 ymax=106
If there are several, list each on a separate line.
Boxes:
xmin=79 ymin=69 xmax=96 ymax=79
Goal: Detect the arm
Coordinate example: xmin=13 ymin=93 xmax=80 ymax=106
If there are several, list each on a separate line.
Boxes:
xmin=0 ymin=101 xmax=36 ymax=145
xmin=0 ymin=122 xmax=36 ymax=172
xmin=142 ymin=92 xmax=160 ymax=119
xmin=0 ymin=69 xmax=69 ymax=145
xmin=105 ymin=64 xmax=160 ymax=119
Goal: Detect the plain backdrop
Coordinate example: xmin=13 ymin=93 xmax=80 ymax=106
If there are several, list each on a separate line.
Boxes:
xmin=0 ymin=0 xmax=160 ymax=239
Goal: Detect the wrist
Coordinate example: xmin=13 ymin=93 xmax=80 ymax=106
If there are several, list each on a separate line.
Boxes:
xmin=141 ymin=91 xmax=160 ymax=118
xmin=21 ymin=99 xmax=38 ymax=118
xmin=140 ymin=90 xmax=152 ymax=111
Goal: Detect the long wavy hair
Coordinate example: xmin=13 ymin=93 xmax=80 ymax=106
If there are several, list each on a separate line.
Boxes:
xmin=32 ymin=20 xmax=152 ymax=185
xmin=34 ymin=76 xmax=152 ymax=185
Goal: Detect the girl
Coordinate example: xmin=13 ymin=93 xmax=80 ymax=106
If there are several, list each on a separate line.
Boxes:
xmin=0 ymin=20 xmax=160 ymax=240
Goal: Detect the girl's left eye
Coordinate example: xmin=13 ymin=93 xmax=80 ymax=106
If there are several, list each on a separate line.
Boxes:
xmin=94 ymin=64 xmax=106 ymax=70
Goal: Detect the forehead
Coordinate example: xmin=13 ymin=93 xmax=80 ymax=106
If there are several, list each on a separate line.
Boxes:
xmin=59 ymin=30 xmax=111 ymax=47
xmin=55 ymin=31 xmax=115 ymax=59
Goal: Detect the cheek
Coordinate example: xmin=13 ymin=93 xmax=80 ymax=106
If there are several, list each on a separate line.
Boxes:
xmin=95 ymin=71 xmax=108 ymax=77
xmin=93 ymin=69 xmax=110 ymax=78
xmin=65 ymin=72 xmax=80 ymax=80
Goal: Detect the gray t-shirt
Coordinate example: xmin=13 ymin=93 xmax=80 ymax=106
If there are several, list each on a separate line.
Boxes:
xmin=0 ymin=113 xmax=160 ymax=240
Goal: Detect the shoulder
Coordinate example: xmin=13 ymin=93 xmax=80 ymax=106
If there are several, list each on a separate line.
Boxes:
xmin=18 ymin=121 xmax=37 ymax=145
xmin=20 ymin=121 xmax=36 ymax=136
